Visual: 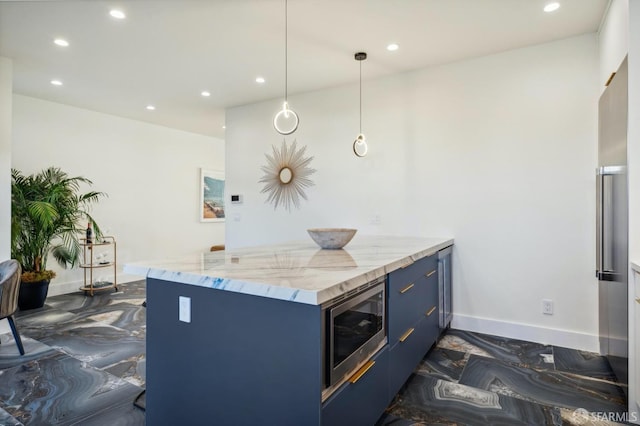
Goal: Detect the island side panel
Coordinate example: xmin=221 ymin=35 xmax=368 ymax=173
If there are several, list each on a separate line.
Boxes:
xmin=146 ymin=278 xmax=323 ymax=425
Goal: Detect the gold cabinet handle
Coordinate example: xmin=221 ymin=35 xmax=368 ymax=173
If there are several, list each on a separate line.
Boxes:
xmin=349 ymin=360 xmax=375 ymax=384
xmin=399 ymin=283 xmax=415 ymax=294
xmin=636 ymin=298 xmax=640 ymax=304
xmin=426 ymin=270 xmax=436 ymax=278
xmin=399 ymin=328 xmax=415 ymax=342
xmin=426 ymin=306 xmax=436 ymax=316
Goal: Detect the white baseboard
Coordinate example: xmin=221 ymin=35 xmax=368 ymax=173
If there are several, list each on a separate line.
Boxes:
xmin=47 ymin=274 xmax=144 ymax=297
xmin=451 ymin=313 xmax=599 ymax=353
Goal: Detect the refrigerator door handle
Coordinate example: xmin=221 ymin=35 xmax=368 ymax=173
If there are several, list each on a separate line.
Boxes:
xmin=596 ymin=166 xmax=625 ymax=281
xmin=596 ymin=169 xmax=603 ymax=278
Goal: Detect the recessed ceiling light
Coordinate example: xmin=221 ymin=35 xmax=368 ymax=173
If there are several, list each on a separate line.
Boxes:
xmin=387 ymin=43 xmax=399 ymax=51
xmin=255 ymin=77 xmax=265 ymax=84
xmin=54 ymin=38 xmax=69 ymax=47
xmin=544 ymin=2 xmax=560 ymax=12
xmin=222 ymin=125 xmax=226 ymax=130
xmin=146 ymin=105 xmax=155 ymax=111
xmin=109 ymin=9 xmax=126 ymax=19
xmin=50 ymin=79 xmax=63 ymax=86
xmin=201 ymin=91 xmax=211 ymax=97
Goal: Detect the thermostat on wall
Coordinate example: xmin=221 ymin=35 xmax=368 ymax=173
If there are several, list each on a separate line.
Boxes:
xmin=231 ymin=194 xmax=242 ymax=204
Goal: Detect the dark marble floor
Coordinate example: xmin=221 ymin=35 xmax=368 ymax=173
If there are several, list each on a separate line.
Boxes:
xmin=0 ymin=281 xmax=147 ymax=425
xmin=378 ymin=329 xmax=631 ymax=425
xmin=0 ymin=283 xmax=631 ymax=425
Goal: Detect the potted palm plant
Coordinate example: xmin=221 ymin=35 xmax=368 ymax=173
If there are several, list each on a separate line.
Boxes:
xmin=11 ymin=167 xmax=106 ymax=310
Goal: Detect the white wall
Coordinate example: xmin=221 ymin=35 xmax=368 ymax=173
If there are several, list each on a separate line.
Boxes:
xmin=599 ymin=0 xmax=629 ymax=88
xmin=12 ymin=95 xmax=225 ymax=295
xmin=226 ymin=34 xmax=600 ymax=350
xmin=0 ymin=57 xmax=12 ymax=261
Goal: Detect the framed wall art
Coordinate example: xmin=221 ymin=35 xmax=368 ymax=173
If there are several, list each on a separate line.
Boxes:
xmin=200 ymin=169 xmax=225 ymax=222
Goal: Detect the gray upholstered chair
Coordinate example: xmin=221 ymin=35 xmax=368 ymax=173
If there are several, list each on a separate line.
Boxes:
xmin=0 ymin=260 xmax=25 ymax=355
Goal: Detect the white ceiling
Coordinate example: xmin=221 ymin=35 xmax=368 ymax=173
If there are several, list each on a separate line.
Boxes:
xmin=0 ymin=0 xmax=608 ymax=140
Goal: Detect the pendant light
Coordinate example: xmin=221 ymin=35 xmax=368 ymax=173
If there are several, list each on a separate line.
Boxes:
xmin=353 ymin=52 xmax=368 ymax=157
xmin=273 ymin=0 xmax=299 ymax=135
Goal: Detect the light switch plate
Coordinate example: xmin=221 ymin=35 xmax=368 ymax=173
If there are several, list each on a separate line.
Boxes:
xmin=179 ymin=296 xmax=191 ymax=323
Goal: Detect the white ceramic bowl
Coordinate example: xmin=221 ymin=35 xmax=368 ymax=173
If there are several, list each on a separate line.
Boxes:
xmin=307 ymin=228 xmax=357 ymax=250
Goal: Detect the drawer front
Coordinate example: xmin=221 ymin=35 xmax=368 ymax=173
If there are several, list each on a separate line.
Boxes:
xmin=389 ymin=254 xmax=437 ymax=289
xmin=322 ymin=347 xmax=389 ymax=426
xmin=388 ymin=275 xmax=427 ymax=344
xmin=388 ymin=315 xmax=434 ymax=398
xmin=424 ymin=268 xmax=438 ymax=315
xmin=388 ymin=254 xmax=438 ymax=344
xmin=423 ymin=297 xmax=439 ymax=330
xmin=423 ymin=307 xmax=440 ymax=350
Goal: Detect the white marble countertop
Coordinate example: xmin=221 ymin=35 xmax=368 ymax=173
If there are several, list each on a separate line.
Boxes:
xmin=123 ymin=235 xmax=453 ymax=305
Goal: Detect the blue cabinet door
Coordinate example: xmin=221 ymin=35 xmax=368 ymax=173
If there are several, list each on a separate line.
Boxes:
xmin=388 ymin=315 xmax=435 ymax=399
xmin=388 ymin=254 xmax=438 ymax=345
xmin=424 ymin=264 xmax=439 ymax=328
xmin=322 ymin=347 xmax=389 ymax=426
xmin=388 ymin=274 xmax=426 ymax=344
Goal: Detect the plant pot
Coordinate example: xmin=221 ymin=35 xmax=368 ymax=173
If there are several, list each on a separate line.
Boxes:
xmin=18 ymin=279 xmax=50 ymax=310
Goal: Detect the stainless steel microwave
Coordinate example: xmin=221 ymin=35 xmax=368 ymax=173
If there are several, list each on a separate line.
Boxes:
xmin=322 ymin=276 xmax=386 ymax=391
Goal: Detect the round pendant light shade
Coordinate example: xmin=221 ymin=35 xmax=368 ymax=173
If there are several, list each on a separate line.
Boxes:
xmin=274 ymin=101 xmax=299 ymax=135
xmin=353 ymin=133 xmax=368 ymax=157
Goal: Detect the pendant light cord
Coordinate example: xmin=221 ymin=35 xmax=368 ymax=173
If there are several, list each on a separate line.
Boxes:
xmin=273 ymin=0 xmax=299 ymax=135
xmin=354 ymin=51 xmax=366 ymax=134
xmin=359 ymin=59 xmax=362 ymax=134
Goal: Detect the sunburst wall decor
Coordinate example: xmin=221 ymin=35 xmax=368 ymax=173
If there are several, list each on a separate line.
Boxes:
xmin=259 ymin=139 xmax=316 ymax=211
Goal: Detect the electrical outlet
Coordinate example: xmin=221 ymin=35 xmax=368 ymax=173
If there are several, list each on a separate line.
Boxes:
xmin=179 ymin=296 xmax=191 ymax=323
xmin=542 ymin=299 xmax=553 ymax=315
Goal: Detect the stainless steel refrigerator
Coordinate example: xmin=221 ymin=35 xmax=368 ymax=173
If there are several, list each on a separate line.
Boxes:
xmin=596 ymin=56 xmax=628 ymax=388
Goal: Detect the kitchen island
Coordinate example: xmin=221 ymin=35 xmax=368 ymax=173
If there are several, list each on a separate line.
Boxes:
xmin=124 ymin=235 xmax=453 ymax=425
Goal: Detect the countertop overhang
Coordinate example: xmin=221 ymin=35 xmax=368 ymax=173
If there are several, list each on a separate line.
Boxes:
xmin=123 ymin=235 xmax=453 ymax=305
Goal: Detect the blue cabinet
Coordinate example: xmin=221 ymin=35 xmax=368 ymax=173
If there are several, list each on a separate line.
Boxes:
xmin=145 ymin=279 xmax=323 ymax=425
xmin=387 ymin=253 xmax=440 ymax=398
xmin=144 ymin=245 xmax=452 ymax=425
xmin=388 ymin=274 xmax=427 ymax=344
xmin=424 ymin=263 xmax=439 ymax=332
xmin=388 ymin=315 xmax=433 ymax=397
xmin=322 ymin=347 xmax=389 ymax=426
xmin=322 ymin=251 xmax=446 ymax=425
